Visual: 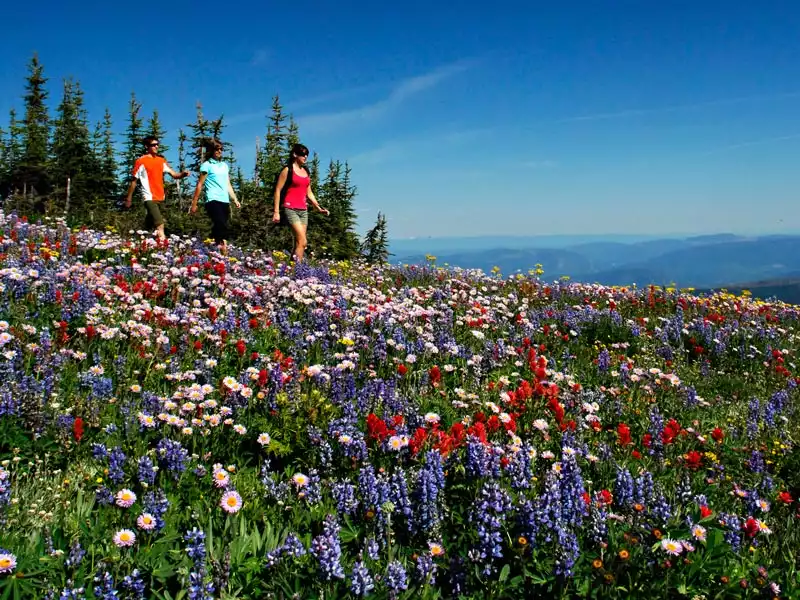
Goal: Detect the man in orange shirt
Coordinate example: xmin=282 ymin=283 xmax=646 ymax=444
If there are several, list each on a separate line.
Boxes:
xmin=125 ymin=136 xmax=190 ymax=240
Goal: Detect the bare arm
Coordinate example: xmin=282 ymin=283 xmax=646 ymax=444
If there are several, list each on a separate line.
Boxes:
xmin=272 ymin=168 xmax=288 ymax=221
xmin=306 ymin=182 xmax=329 ymax=215
xmin=189 ymin=173 xmax=207 ymax=213
xmin=227 ymin=179 xmax=241 ymax=208
xmin=124 ymin=179 xmax=137 ymax=207
xmin=166 ymin=165 xmax=191 ymax=179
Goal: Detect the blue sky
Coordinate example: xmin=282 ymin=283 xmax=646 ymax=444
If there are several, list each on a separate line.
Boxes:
xmin=1 ymin=0 xmax=799 ymax=238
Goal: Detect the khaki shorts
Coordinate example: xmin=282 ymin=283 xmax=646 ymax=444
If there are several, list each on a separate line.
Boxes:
xmin=282 ymin=208 xmax=308 ymax=227
xmin=144 ymin=201 xmax=165 ymax=226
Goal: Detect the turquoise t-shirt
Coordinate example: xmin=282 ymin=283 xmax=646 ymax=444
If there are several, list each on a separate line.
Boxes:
xmin=199 ymin=159 xmax=230 ymax=203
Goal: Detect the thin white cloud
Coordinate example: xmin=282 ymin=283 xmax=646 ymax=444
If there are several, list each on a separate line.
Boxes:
xmin=348 ymin=127 xmax=495 ymax=166
xmin=521 ymin=159 xmax=558 ymax=169
xmin=250 ymin=49 xmax=269 ymax=67
xmin=297 ymin=59 xmax=478 ymax=133
xmin=700 ymin=133 xmax=800 ymax=155
xmin=224 ymin=81 xmax=387 ymax=126
xmin=553 ymin=90 xmax=800 ymax=124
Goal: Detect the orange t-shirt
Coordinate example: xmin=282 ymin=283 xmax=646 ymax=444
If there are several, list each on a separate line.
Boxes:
xmin=132 ymin=155 xmax=171 ymax=201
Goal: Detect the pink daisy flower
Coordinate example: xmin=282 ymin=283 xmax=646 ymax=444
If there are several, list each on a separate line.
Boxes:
xmin=115 ymin=489 xmax=137 ymax=508
xmin=0 ymin=552 xmax=17 ymax=575
xmin=220 ymin=490 xmax=243 ymax=514
xmin=113 ymin=529 xmax=136 ymax=547
xmin=137 ymin=513 xmax=156 ymax=530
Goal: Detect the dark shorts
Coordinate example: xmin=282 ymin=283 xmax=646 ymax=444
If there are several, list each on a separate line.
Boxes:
xmin=144 ymin=201 xmax=165 ymax=227
xmin=205 ymin=201 xmax=231 ymax=243
xmin=282 ymin=208 xmax=308 ymax=227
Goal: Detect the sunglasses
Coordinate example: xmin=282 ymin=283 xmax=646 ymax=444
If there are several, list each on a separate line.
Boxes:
xmin=148 ymin=143 xmax=159 ymax=147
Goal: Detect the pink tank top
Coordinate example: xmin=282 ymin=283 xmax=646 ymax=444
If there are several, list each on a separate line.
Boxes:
xmin=282 ymin=168 xmax=310 ymax=210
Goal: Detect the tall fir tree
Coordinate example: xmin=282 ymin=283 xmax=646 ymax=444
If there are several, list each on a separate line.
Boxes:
xmin=312 ymin=160 xmax=359 ymax=259
xmin=146 ymin=110 xmax=168 ymax=154
xmin=19 ymin=53 xmax=50 ymax=194
xmin=286 ymin=117 xmax=300 ymax=149
xmin=1 ymin=110 xmax=24 ymax=194
xmin=50 ymin=77 xmax=95 ymax=210
xmin=120 ymin=92 xmax=143 ymax=185
xmin=186 ymin=102 xmax=211 ymax=173
xmin=94 ymin=108 xmax=118 ymax=200
xmin=361 ymin=212 xmax=391 ymax=263
xmin=257 ymin=95 xmax=289 ymax=185
xmin=240 ymin=97 xmax=292 ymax=252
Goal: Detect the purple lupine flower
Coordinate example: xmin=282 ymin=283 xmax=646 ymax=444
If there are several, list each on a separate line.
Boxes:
xmin=647 ymin=406 xmax=665 ymax=459
xmin=685 ymin=386 xmax=698 ymax=408
xmin=588 ymin=502 xmax=608 ymax=545
xmin=746 ymin=398 xmax=761 ymax=439
xmin=464 ymin=437 xmax=490 ymax=479
xmin=390 ymin=468 xmax=413 ymax=529
xmin=156 ymin=438 xmax=189 ymax=479
xmin=310 ymin=515 xmax=345 ymax=580
xmin=332 ymin=480 xmax=359 ymax=516
xmin=506 ymin=445 xmax=534 ymax=490
xmin=634 ymin=470 xmax=655 ymax=507
xmin=415 ymin=553 xmax=437 ymax=585
xmin=142 ymin=490 xmax=170 ymax=531
xmin=120 ymin=568 xmax=146 ymax=599
xmin=92 ymin=570 xmax=118 ymax=599
xmin=748 ymin=450 xmax=765 ymax=474
xmin=597 ymin=348 xmax=611 ymax=373
xmin=385 ymin=561 xmax=408 ymax=598
xmin=554 ymin=527 xmax=580 ymax=578
xmin=559 ymin=451 xmax=587 ymax=527
xmin=283 ymin=533 xmax=306 ymax=557
xmin=365 ymin=537 xmax=379 ymax=561
xmin=301 ymin=469 xmax=322 ymax=505
xmin=349 ymin=561 xmax=375 ymax=597
xmin=184 ymin=528 xmax=214 ymax=600
xmin=470 ymin=481 xmax=512 ymax=575
xmin=137 ymin=456 xmax=156 ymax=486
xmin=412 ymin=451 xmax=446 ymax=534
xmin=719 ymin=513 xmax=744 ymax=552
xmin=65 ymin=540 xmax=86 ymax=569
xmin=108 ymin=447 xmax=126 ymax=484
xmin=95 ymin=486 xmax=114 ymax=506
xmin=650 ymin=493 xmax=672 ymax=525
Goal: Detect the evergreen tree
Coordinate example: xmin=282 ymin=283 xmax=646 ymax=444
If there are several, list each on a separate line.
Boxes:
xmin=120 ymin=92 xmax=143 ymax=185
xmin=146 ymin=110 xmax=168 ymax=154
xmin=95 ymin=108 xmax=118 ymax=199
xmin=240 ymin=97 xmax=292 ymax=252
xmin=313 ymin=160 xmax=359 ymax=259
xmin=186 ymin=102 xmax=211 ymax=173
xmin=286 ymin=117 xmax=300 ymax=149
xmin=0 ymin=110 xmax=24 ymax=194
xmin=19 ymin=53 xmax=50 ymax=194
xmin=50 ymin=77 xmax=94 ymax=210
xmin=361 ymin=212 xmax=391 ymax=263
xmin=257 ymin=95 xmax=288 ymax=185
xmin=175 ymin=128 xmax=188 ymax=207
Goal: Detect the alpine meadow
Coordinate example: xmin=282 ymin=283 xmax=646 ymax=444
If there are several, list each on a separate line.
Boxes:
xmin=0 ymin=49 xmax=800 ymax=600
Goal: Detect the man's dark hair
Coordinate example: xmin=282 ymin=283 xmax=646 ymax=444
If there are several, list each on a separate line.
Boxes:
xmin=143 ymin=135 xmax=159 ymax=148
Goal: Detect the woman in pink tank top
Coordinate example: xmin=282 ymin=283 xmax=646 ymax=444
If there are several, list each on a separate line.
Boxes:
xmin=272 ymin=143 xmax=330 ymax=262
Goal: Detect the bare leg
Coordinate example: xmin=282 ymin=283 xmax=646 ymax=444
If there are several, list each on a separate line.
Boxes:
xmin=290 ymin=222 xmax=308 ymax=262
xmin=155 ymin=223 xmax=166 ymax=240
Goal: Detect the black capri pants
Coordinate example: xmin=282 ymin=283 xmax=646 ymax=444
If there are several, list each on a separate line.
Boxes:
xmin=205 ymin=201 xmax=231 ymax=244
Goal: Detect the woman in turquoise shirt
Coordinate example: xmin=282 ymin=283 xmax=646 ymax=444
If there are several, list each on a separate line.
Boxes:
xmin=190 ymin=139 xmax=241 ymax=255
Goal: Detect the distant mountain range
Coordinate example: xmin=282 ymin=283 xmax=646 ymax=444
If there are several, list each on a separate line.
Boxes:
xmin=392 ymin=234 xmax=800 ymax=304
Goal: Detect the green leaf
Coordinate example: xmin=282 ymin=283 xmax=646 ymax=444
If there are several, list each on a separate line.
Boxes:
xmin=499 ymin=564 xmax=510 ymax=583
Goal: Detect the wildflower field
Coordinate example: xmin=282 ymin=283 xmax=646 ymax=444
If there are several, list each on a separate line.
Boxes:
xmin=1 ymin=212 xmax=800 ymax=599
